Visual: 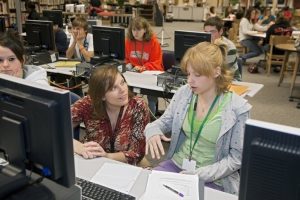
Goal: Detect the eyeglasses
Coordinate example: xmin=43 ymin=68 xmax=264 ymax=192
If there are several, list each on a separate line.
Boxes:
xmin=204 ymin=30 xmax=218 ymax=34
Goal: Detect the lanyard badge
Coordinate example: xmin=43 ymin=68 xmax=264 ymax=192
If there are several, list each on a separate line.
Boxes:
xmin=182 ymin=94 xmax=219 ymax=172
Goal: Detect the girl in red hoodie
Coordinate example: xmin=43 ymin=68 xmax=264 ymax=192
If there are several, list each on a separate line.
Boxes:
xmin=125 ymin=17 xmax=163 ymax=116
xmin=125 ymin=17 xmax=163 ymax=72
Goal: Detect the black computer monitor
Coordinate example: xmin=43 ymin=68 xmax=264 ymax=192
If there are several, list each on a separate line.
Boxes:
xmin=92 ymin=25 xmax=125 ymax=60
xmin=42 ymin=10 xmax=64 ymax=28
xmin=239 ymin=119 xmax=300 ymax=200
xmin=0 ymin=74 xmax=75 ymax=189
xmin=25 ymin=20 xmax=55 ymax=51
xmin=174 ymin=30 xmax=211 ymax=62
xmin=0 ymin=17 xmax=5 ymax=32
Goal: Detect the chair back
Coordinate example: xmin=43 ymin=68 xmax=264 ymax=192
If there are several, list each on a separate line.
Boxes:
xmin=266 ymin=35 xmax=291 ymax=75
xmin=162 ymin=50 xmax=175 ymax=71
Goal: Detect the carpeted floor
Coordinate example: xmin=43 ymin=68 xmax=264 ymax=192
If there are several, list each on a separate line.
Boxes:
xmin=153 ymin=21 xmax=300 ymax=128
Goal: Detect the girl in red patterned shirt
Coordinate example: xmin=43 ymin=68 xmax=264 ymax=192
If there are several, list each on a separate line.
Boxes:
xmin=72 ymin=65 xmax=150 ymax=165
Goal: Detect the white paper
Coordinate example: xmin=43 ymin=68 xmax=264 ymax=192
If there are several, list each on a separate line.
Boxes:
xmin=90 ymin=163 xmax=142 ymax=194
xmin=142 ymin=171 xmax=199 ymax=200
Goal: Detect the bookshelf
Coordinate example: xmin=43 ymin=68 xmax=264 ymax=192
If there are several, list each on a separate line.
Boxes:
xmin=0 ymin=0 xmax=65 ymax=30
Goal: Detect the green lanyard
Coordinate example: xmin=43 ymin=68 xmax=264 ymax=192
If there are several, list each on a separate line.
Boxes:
xmin=189 ymin=94 xmax=219 ymax=160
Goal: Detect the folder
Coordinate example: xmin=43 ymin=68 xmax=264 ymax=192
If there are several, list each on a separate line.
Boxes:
xmin=55 ymin=61 xmax=81 ymax=68
xmin=229 ymin=84 xmax=249 ymax=96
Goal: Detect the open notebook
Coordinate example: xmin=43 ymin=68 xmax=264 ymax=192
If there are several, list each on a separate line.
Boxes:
xmin=141 ymin=171 xmax=204 ymax=200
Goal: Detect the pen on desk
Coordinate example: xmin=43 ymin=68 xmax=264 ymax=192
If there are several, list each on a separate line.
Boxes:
xmin=163 ymin=184 xmax=184 ymax=197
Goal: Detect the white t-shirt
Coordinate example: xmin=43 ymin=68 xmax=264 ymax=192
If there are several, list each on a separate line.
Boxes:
xmin=24 ymin=65 xmax=49 ymax=86
xmin=69 ymin=33 xmax=94 ymax=60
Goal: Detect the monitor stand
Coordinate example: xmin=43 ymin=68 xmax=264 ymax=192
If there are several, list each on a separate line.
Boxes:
xmin=0 ymin=170 xmax=80 ymax=200
xmin=90 ymin=55 xmax=111 ymax=65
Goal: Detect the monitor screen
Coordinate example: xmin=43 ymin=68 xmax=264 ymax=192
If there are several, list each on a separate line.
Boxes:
xmin=0 ymin=74 xmax=75 ymax=188
xmin=239 ymin=119 xmax=300 ymax=200
xmin=0 ymin=17 xmax=5 ymax=32
xmin=87 ymin=20 xmax=97 ymax=33
xmin=174 ymin=30 xmax=211 ymax=62
xmin=42 ymin=10 xmax=64 ymax=28
xmin=25 ymin=20 xmax=55 ymax=51
xmin=92 ymin=25 xmax=125 ymax=60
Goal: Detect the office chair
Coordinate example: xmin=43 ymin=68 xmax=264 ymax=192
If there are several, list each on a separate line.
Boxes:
xmin=162 ymin=50 xmax=175 ymax=71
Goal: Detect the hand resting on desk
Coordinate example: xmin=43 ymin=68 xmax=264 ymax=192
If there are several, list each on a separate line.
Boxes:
xmin=74 ymin=140 xmax=107 ymax=159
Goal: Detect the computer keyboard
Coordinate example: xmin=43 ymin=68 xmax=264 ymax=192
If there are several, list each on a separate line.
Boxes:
xmin=76 ymin=177 xmax=135 ymax=200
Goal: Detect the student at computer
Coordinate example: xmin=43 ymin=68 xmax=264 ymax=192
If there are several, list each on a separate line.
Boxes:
xmin=125 ymin=16 xmax=163 ymax=116
xmin=0 ymin=31 xmax=48 ymax=85
xmin=72 ymin=65 xmax=150 ymax=165
xmin=144 ymin=41 xmax=252 ymax=194
xmin=204 ymin=16 xmax=241 ymax=81
xmin=27 ymin=1 xmax=40 ymax=20
xmin=53 ymin=21 xmax=68 ymax=57
xmin=66 ymin=17 xmax=94 ymax=62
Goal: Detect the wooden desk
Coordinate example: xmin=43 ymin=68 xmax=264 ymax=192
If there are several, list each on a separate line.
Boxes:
xmin=275 ymin=43 xmax=300 ymax=104
xmin=275 ymin=43 xmax=300 ymax=96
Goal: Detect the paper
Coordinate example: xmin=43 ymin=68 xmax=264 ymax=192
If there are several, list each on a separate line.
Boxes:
xmin=54 ymin=61 xmax=81 ymax=68
xmin=229 ymin=84 xmax=249 ymax=96
xmin=142 ymin=171 xmax=199 ymax=200
xmin=90 ymin=163 xmax=142 ymax=194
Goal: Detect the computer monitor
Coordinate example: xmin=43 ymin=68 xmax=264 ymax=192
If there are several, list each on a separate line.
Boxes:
xmin=92 ymin=25 xmax=125 ymax=60
xmin=174 ymin=30 xmax=211 ymax=62
xmin=239 ymin=119 xmax=300 ymax=200
xmin=42 ymin=10 xmax=64 ymax=28
xmin=25 ymin=20 xmax=55 ymax=51
xmin=0 ymin=74 xmax=75 ymax=188
xmin=0 ymin=17 xmax=5 ymax=32
xmin=87 ymin=20 xmax=97 ymax=33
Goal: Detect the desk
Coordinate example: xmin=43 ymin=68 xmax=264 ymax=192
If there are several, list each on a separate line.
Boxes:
xmin=246 ymin=31 xmax=266 ymax=38
xmin=74 ymin=155 xmax=238 ymax=200
xmin=123 ymin=71 xmax=263 ymax=98
xmin=275 ymin=43 xmax=300 ymax=107
xmin=43 ymin=65 xmax=263 ymax=98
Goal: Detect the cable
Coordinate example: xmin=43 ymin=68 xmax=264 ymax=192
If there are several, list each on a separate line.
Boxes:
xmin=49 ymin=80 xmax=84 ymax=90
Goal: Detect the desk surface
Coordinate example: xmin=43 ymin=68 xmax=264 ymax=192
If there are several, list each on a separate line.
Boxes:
xmin=44 ymin=66 xmax=263 ymax=98
xmin=74 ymin=155 xmax=238 ymax=200
xmin=246 ymin=31 xmax=266 ymax=38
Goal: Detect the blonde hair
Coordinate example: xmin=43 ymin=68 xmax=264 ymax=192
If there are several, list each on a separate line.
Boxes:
xmin=180 ymin=39 xmax=233 ymax=94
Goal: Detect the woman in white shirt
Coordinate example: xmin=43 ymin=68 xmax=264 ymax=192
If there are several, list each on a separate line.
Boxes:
xmin=0 ymin=31 xmax=48 ymax=85
xmin=239 ymin=8 xmax=263 ymax=63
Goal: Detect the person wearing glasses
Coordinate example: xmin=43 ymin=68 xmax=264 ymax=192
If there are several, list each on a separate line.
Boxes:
xmin=204 ymin=16 xmax=241 ymax=81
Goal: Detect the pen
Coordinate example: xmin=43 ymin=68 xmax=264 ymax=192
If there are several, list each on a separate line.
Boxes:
xmin=163 ymin=184 xmax=184 ymax=197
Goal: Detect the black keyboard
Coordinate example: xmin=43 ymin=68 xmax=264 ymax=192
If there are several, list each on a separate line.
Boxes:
xmin=76 ymin=177 xmax=135 ymax=200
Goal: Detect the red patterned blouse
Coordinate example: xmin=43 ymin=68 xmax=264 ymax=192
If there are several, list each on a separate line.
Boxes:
xmin=71 ymin=96 xmax=150 ymax=164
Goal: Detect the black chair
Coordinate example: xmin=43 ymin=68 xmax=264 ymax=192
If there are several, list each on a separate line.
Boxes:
xmin=162 ymin=50 xmax=175 ymax=71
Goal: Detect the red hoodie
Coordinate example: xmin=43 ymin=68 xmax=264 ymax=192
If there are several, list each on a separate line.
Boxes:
xmin=125 ymin=35 xmax=163 ymax=71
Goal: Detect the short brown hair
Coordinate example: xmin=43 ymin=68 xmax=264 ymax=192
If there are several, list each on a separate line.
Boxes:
xmin=180 ymin=40 xmax=233 ymax=94
xmin=127 ymin=17 xmax=153 ymax=41
xmin=204 ymin=16 xmax=224 ymax=31
xmin=88 ymin=65 xmax=133 ymax=118
xmin=72 ymin=17 xmax=88 ymax=31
